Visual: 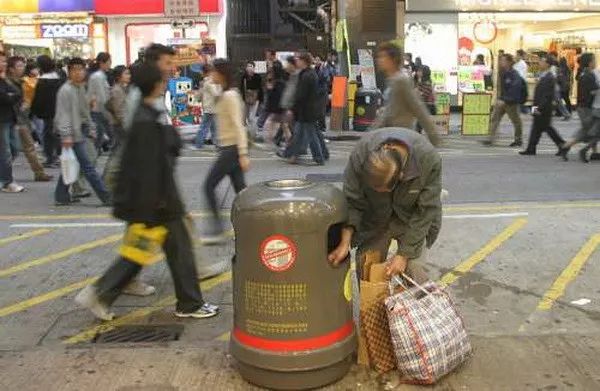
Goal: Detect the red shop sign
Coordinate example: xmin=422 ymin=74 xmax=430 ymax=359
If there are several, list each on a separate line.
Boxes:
xmin=95 ymin=0 xmax=221 ymax=15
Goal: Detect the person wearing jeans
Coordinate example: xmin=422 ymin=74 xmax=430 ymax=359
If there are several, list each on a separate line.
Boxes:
xmin=31 ymin=55 xmax=63 ymax=167
xmin=0 ymin=51 xmax=24 ymax=193
xmin=88 ymin=52 xmax=113 ymax=151
xmin=53 ymin=58 xmax=110 ymax=206
xmin=279 ymin=52 xmax=328 ymax=165
xmin=193 ymin=70 xmax=220 ymax=149
xmin=203 ymin=59 xmax=249 ymax=242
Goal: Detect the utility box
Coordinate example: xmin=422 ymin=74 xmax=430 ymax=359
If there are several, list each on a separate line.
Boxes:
xmin=230 ymin=179 xmax=356 ymax=390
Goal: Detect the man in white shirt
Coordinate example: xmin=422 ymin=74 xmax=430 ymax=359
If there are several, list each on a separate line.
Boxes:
xmin=514 ymin=49 xmax=528 ymax=80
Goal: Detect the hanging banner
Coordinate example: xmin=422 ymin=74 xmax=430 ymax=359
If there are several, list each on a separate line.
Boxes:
xmin=357 ymin=49 xmax=377 ymax=91
xmin=95 ymin=0 xmax=164 ymax=14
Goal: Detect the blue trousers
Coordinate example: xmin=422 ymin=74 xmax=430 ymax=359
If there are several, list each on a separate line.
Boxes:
xmin=284 ymin=121 xmax=328 ymax=163
xmin=195 ymin=113 xmax=217 ymax=148
xmin=0 ymin=122 xmax=14 ymax=186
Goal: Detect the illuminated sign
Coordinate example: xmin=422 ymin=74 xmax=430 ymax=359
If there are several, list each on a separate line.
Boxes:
xmin=40 ymin=24 xmax=89 ymax=38
xmin=406 ymin=0 xmax=600 ymax=11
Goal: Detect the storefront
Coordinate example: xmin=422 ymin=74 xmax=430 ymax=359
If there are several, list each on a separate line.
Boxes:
xmin=0 ymin=0 xmax=107 ymax=59
xmin=404 ymin=0 xmax=600 ymax=105
xmin=95 ymin=0 xmax=225 ymax=66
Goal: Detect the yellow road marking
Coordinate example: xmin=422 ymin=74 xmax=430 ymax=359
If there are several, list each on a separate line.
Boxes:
xmin=0 ymin=234 xmax=121 ymax=278
xmin=64 ymin=271 xmax=232 ymax=344
xmin=440 ymin=218 xmax=528 ymax=286
xmin=0 ymin=277 xmax=98 ymax=317
xmin=0 ymin=229 xmax=51 ymax=246
xmin=217 ymin=332 xmax=230 ymax=342
xmin=536 ymin=234 xmax=600 ymax=311
xmin=0 ymin=201 xmax=598 ymax=221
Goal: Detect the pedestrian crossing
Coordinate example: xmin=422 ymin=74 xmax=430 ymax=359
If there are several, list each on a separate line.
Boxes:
xmin=0 ymin=202 xmax=598 ymax=347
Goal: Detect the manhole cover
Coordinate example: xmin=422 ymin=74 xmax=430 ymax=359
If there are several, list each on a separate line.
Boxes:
xmin=93 ymin=325 xmax=183 ymax=344
xmin=305 ymin=173 xmax=344 ymax=183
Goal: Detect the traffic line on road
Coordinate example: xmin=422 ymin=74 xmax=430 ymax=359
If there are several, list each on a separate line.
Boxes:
xmin=536 ymin=234 xmax=600 ymax=311
xmin=439 ymin=218 xmax=528 ymax=286
xmin=443 ymin=212 xmax=528 ymax=220
xmin=63 ymin=271 xmax=232 ymax=345
xmin=0 ymin=229 xmax=51 ymax=246
xmin=0 ymin=234 xmax=121 ymax=278
xmin=0 ymin=277 xmax=98 ymax=318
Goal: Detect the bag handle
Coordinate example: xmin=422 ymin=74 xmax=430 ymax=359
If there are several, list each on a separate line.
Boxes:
xmin=389 ymin=274 xmax=434 ymax=299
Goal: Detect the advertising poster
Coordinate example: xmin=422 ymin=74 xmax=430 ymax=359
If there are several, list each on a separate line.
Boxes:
xmin=462 ymin=93 xmax=491 ymax=135
xmin=357 ymin=49 xmax=377 ymax=90
xmin=458 ymin=66 xmax=486 ymax=93
xmin=431 ymin=70 xmax=447 ymax=92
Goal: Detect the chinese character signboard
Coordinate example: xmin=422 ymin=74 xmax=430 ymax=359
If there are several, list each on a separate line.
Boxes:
xmin=164 ymin=0 xmax=199 ymax=17
xmin=462 ymin=93 xmax=492 ymax=135
xmin=406 ymin=0 xmax=600 ymax=12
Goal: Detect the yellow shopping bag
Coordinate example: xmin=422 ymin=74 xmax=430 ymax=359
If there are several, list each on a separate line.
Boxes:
xmin=119 ymin=224 xmax=168 ymax=266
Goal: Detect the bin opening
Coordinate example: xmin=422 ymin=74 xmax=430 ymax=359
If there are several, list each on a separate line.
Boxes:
xmin=266 ymin=179 xmax=312 ymax=190
xmin=328 ymin=223 xmax=350 ymax=264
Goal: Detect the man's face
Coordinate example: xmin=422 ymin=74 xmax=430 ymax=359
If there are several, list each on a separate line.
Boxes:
xmin=246 ymin=64 xmax=255 ymax=75
xmin=70 ymin=65 xmax=86 ymax=84
xmin=315 ymin=56 xmax=322 ymax=66
xmin=11 ymin=61 xmax=25 ymax=78
xmin=376 ymin=52 xmax=396 ymax=74
xmin=539 ymin=58 xmax=549 ymax=71
xmin=297 ymin=58 xmax=308 ymax=70
xmin=499 ymin=56 xmax=509 ymax=71
xmin=156 ymin=54 xmax=175 ymax=80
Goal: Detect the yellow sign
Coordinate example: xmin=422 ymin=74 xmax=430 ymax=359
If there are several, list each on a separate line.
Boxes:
xmin=462 ymin=114 xmax=490 ymax=136
xmin=119 ymin=224 xmax=168 ymax=266
xmin=463 ymin=93 xmax=491 ymax=115
xmin=0 ymin=0 xmax=38 ymax=13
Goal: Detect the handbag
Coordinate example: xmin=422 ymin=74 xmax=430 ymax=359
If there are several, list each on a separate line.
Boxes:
xmin=119 ymin=224 xmax=168 ymax=266
xmin=386 ymin=274 xmax=472 ymax=385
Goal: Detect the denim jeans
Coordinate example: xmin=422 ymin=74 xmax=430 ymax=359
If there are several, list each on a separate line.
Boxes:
xmin=91 ymin=111 xmax=112 ymax=151
xmin=54 ymin=140 xmax=109 ymax=203
xmin=284 ymin=121 xmax=327 ymax=163
xmin=0 ymin=122 xmax=14 ymax=186
xmin=195 ymin=113 xmax=217 ymax=148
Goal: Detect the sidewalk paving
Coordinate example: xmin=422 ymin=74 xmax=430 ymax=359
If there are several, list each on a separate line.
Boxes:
xmin=2 ymin=334 xmax=599 ymax=390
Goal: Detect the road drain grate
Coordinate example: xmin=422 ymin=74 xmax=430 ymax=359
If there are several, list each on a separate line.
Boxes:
xmin=305 ymin=173 xmax=344 ymax=183
xmin=93 ymin=325 xmax=183 ymax=344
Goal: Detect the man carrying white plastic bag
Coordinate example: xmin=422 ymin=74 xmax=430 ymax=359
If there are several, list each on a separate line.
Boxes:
xmin=53 ymin=58 xmax=111 ymax=206
xmin=60 ymin=147 xmax=79 ymax=185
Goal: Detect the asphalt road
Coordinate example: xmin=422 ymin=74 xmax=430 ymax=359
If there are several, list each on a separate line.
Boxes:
xmin=0 ymin=114 xmax=599 ymax=390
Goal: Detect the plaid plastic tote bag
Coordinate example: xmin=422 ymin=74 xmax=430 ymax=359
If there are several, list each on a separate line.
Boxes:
xmin=385 ymin=274 xmax=472 ymax=384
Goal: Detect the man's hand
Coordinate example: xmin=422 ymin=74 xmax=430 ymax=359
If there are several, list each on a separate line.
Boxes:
xmin=328 ymin=242 xmax=350 ymax=266
xmin=385 ymin=255 xmax=409 ymax=278
xmin=328 ymin=227 xmax=354 ymax=266
xmin=62 ymin=138 xmax=74 ymax=149
xmin=239 ymin=155 xmax=250 ymax=172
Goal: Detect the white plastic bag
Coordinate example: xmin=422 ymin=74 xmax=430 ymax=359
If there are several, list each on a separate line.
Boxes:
xmin=60 ymin=147 xmax=80 ymax=185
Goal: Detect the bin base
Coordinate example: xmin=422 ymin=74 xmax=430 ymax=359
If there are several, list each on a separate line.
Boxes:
xmin=235 ymin=355 xmax=353 ymax=390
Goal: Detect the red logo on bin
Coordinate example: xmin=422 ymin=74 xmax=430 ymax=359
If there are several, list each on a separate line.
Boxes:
xmin=260 ymin=235 xmax=297 ymax=272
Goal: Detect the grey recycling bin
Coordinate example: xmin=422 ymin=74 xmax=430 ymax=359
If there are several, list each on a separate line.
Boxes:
xmin=230 ymin=179 xmax=356 ymax=390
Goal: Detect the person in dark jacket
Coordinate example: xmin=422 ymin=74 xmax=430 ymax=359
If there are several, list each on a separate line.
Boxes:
xmin=240 ymin=61 xmax=263 ymax=132
xmin=31 ymin=55 xmax=63 ymax=167
xmin=278 ymin=52 xmax=329 ymax=164
xmin=557 ymin=57 xmax=573 ymax=115
xmin=75 ymin=63 xmax=219 ymax=321
xmin=559 ymin=53 xmax=598 ymax=161
xmin=263 ymin=61 xmax=287 ymax=147
xmin=0 ymin=51 xmax=25 ymax=193
xmin=484 ymin=54 xmax=524 ymax=147
xmin=520 ymin=55 xmax=566 ymax=156
xmin=328 ymin=128 xmax=442 ymax=284
xmin=315 ymin=55 xmax=331 ymax=132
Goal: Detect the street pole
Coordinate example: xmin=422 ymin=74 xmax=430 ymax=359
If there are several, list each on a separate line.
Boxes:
xmin=331 ymin=0 xmax=350 ymax=132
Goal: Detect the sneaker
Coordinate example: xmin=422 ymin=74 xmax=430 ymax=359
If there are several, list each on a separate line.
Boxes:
xmin=122 ymin=280 xmax=156 ymax=297
xmin=509 ymin=141 xmax=523 ymax=148
xmin=2 ymin=183 xmax=25 ymax=193
xmin=75 ymin=285 xmax=115 ymax=321
xmin=519 ymin=150 xmax=536 ymax=156
xmin=55 ymin=198 xmax=81 ymax=206
xmin=175 ymin=303 xmax=220 ymax=319
xmin=187 ymin=145 xmax=202 ymax=151
xmin=557 ymin=147 xmax=570 ymax=161
xmin=34 ymin=173 xmax=54 ymax=182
